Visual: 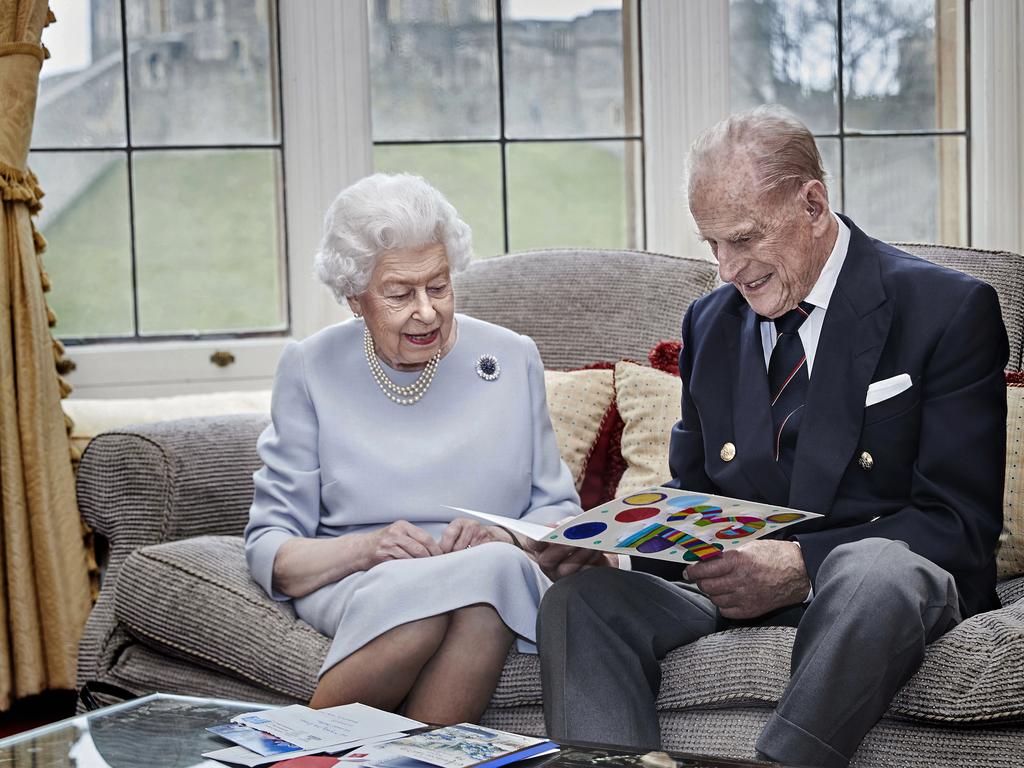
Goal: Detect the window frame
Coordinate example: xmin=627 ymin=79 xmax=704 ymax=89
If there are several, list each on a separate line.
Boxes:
xmin=370 ymin=0 xmax=647 ymax=254
xmin=60 ymin=0 xmax=1022 ymax=397
xmin=62 ymin=0 xmax=372 ymax=397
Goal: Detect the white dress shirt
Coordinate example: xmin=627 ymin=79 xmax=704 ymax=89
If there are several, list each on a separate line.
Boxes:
xmin=757 ymin=212 xmax=849 ymax=602
xmin=759 ymin=213 xmax=851 ymax=375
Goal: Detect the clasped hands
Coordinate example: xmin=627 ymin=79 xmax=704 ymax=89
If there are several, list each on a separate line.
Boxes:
xmin=366 ymin=518 xmax=514 ymax=567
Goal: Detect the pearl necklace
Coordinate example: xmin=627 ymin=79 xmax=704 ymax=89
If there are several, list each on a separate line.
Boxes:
xmin=364 ymin=327 xmax=441 ymax=405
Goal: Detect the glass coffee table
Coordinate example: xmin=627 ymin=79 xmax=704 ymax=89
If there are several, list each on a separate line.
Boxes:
xmin=0 ymin=693 xmax=777 ymax=768
xmin=0 ymin=693 xmax=265 ymax=767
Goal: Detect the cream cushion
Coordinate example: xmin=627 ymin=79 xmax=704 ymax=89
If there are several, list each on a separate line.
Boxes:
xmin=64 ymin=390 xmax=273 ymax=458
xmin=999 ymin=385 xmax=1024 ymax=580
xmin=543 ymin=368 xmax=616 ymax=489
xmin=613 ymin=360 xmax=680 ymax=497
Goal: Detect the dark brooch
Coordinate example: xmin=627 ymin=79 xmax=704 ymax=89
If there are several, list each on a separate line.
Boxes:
xmin=476 ymin=354 xmax=500 ymax=381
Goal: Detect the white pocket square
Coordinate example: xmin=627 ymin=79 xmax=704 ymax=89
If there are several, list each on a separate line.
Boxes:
xmin=865 ymin=373 xmax=913 ymax=407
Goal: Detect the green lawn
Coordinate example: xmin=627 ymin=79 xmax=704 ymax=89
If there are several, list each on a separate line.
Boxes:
xmin=40 ymin=150 xmax=284 ymax=338
xmin=40 ymin=143 xmax=634 ymax=338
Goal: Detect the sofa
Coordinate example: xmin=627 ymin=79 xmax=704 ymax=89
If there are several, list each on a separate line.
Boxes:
xmin=75 ymin=247 xmax=1024 ymax=767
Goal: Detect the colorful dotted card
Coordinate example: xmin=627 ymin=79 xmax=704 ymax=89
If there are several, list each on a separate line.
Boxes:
xmin=545 ymin=488 xmax=821 ymax=563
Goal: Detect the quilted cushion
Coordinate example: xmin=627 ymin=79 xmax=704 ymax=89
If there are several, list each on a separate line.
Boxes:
xmin=543 ymin=368 xmax=616 ymax=490
xmin=613 ymin=361 xmax=680 ymax=497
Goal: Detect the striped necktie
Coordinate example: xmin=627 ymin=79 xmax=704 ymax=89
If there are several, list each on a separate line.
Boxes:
xmin=767 ymin=301 xmax=814 ymax=476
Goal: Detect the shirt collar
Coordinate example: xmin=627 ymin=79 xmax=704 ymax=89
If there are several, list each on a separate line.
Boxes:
xmin=803 ymin=211 xmax=850 ymax=311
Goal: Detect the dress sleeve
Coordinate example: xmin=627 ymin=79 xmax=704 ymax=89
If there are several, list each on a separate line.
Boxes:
xmin=244 ymin=341 xmax=322 ymax=600
xmin=519 ymin=335 xmax=582 ymax=524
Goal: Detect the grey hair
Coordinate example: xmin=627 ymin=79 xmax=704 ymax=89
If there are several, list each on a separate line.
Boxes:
xmin=314 ymin=173 xmax=473 ymax=301
xmin=686 ymin=104 xmax=827 ymax=202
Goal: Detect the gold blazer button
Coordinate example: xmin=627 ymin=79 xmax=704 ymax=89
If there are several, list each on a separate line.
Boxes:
xmin=858 ymin=451 xmax=874 ymax=470
xmin=720 ymin=442 xmax=736 ymax=462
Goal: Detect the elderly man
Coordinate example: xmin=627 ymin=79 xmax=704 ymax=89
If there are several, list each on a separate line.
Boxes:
xmin=537 ymin=106 xmax=1007 ymax=768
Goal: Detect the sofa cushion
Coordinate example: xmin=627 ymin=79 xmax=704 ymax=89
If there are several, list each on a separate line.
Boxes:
xmin=454 ymin=250 xmax=719 ymax=371
xmin=488 ymin=600 xmax=1024 ymax=724
xmin=613 ymin=361 xmax=680 ymax=497
xmin=543 ymin=368 xmax=615 ymax=491
xmin=114 ymin=536 xmax=325 ymax=701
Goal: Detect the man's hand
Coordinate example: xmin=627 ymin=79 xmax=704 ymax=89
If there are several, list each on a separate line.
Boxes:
xmin=439 ymin=518 xmax=511 ymax=553
xmin=685 ymin=540 xmax=809 ymax=620
xmin=527 ymin=540 xmax=615 ymax=580
xmin=365 ymin=520 xmax=443 ymax=567
xmin=524 ymin=516 xmax=616 ymax=579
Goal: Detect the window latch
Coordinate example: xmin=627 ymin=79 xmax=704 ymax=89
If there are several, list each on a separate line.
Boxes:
xmin=210 ymin=350 xmax=236 ymax=368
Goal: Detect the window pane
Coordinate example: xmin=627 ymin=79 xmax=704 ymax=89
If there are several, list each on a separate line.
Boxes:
xmin=843 ymin=0 xmax=964 ymax=131
xmin=33 ymin=0 xmax=126 ymax=148
xmin=817 ymin=136 xmax=842 ymax=210
xmin=125 ymin=0 xmax=279 ymax=145
xmin=730 ymin=0 xmax=838 ymax=133
xmin=31 ymin=152 xmax=134 ymax=337
xmin=503 ymin=1 xmax=639 ymax=139
xmin=133 ymin=150 xmax=285 ymax=334
xmin=844 ymin=136 xmax=965 ymax=245
xmin=506 ymin=140 xmax=640 ymax=251
xmin=373 ymin=144 xmax=504 ymax=259
xmin=369 ymin=1 xmax=499 ymax=141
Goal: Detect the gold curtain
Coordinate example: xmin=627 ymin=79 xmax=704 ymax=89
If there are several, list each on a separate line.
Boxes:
xmin=0 ymin=0 xmax=90 ymax=711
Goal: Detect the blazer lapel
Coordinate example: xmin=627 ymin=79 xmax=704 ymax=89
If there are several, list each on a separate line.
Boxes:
xmin=788 ymin=219 xmax=893 ymax=517
xmin=730 ymin=303 xmax=791 ymax=505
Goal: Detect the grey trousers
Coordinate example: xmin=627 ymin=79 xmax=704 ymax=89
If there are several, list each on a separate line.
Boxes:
xmin=537 ymin=538 xmax=962 ymax=768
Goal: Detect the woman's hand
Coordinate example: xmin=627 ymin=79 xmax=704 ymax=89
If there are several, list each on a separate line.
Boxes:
xmin=365 ymin=520 xmax=444 ymax=567
xmin=439 ymin=518 xmax=513 ymax=553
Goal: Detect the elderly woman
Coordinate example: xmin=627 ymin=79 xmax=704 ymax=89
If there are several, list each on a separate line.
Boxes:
xmin=244 ymin=173 xmax=603 ymax=724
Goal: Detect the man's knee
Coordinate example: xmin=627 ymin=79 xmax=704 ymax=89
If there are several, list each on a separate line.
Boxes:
xmin=540 ymin=567 xmax=631 ymax=626
xmin=820 ymin=538 xmax=959 ymax=612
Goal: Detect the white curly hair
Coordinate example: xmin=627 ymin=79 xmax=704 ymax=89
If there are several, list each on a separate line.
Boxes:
xmin=314 ymin=173 xmax=473 ymax=301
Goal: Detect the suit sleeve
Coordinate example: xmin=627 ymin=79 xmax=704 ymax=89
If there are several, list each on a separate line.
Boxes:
xmin=244 ymin=341 xmax=323 ymax=600
xmin=795 ymin=282 xmax=1007 ymax=592
xmin=667 ymin=302 xmax=715 ymax=492
xmin=520 ymin=335 xmax=583 ymax=524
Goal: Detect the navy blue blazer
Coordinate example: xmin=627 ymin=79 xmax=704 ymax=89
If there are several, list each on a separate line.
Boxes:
xmin=662 ymin=216 xmax=1007 ymax=618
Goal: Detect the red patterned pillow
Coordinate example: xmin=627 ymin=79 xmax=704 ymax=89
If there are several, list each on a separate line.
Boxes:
xmin=575 ymin=362 xmax=626 ymax=509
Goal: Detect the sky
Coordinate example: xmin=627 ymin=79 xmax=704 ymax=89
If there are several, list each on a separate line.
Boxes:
xmin=505 ymin=1 xmax=621 ymax=21
xmin=40 ymin=0 xmax=91 ymax=79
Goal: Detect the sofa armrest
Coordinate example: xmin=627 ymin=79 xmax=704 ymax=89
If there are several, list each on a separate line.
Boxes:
xmin=77 ymin=414 xmax=269 ymax=576
xmin=75 ymin=414 xmax=269 ymax=697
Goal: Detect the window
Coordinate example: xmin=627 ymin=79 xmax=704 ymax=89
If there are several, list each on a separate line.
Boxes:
xmin=367 ymin=0 xmax=644 ymax=258
xmin=31 ymin=0 xmax=287 ymax=343
xmin=730 ymin=0 xmax=968 ymax=245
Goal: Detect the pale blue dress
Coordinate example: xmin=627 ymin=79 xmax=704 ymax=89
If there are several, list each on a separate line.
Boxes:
xmin=244 ymin=314 xmax=580 ymax=676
